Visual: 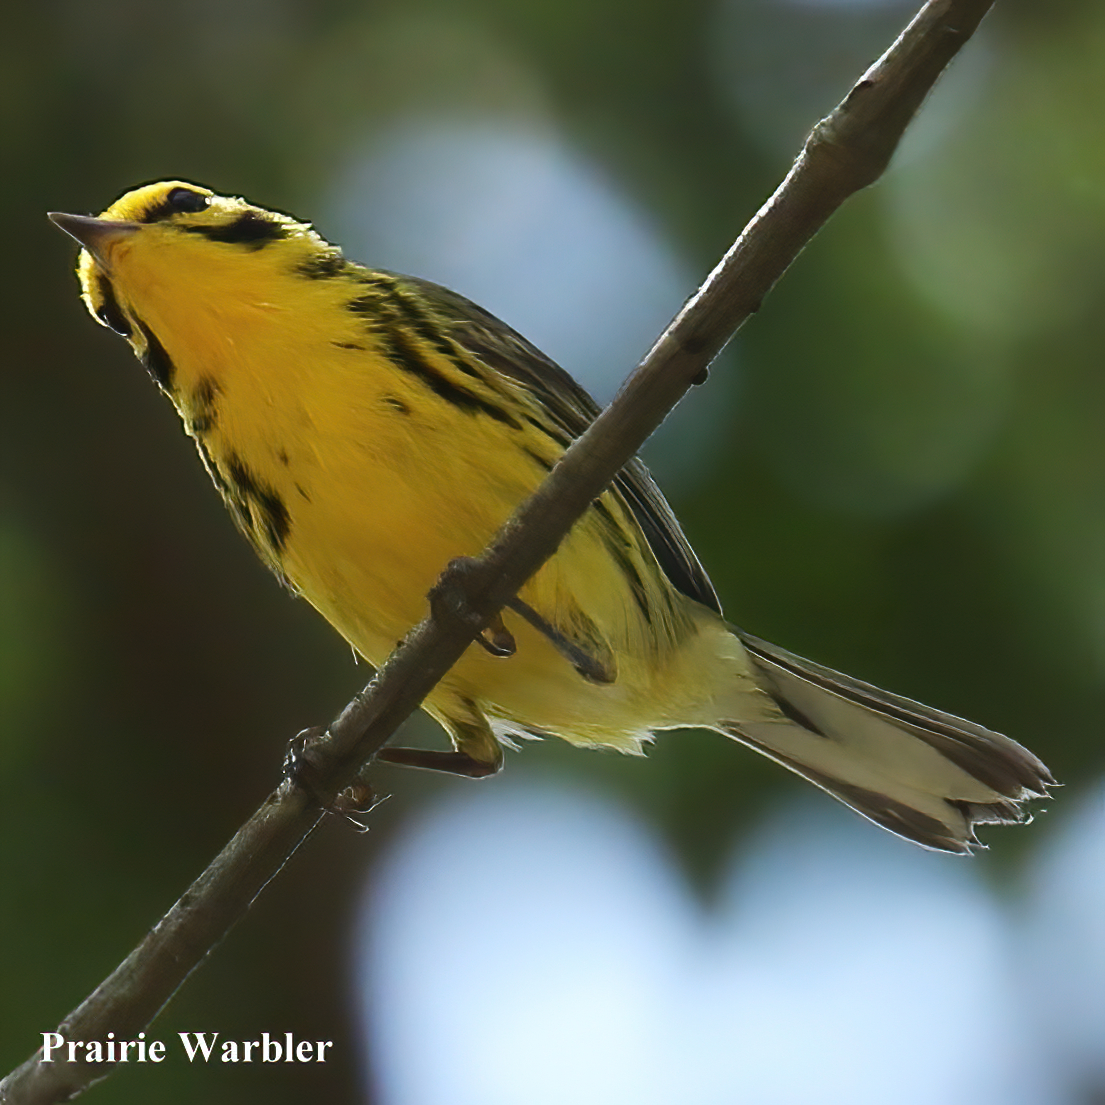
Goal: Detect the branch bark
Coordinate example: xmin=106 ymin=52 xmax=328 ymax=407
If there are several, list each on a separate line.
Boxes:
xmin=0 ymin=1 xmax=996 ymax=1100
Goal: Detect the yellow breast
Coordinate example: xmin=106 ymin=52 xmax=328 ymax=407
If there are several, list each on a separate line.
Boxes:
xmin=92 ymin=198 xmax=726 ymax=749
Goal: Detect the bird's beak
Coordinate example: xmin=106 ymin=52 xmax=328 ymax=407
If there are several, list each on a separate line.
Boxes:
xmin=48 ymin=212 xmax=141 ymax=267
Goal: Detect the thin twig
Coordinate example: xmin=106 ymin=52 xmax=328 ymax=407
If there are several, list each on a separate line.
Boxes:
xmin=0 ymin=1 xmax=996 ymax=1100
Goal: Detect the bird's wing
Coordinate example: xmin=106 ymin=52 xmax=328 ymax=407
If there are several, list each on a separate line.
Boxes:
xmin=404 ymin=275 xmax=721 ymax=615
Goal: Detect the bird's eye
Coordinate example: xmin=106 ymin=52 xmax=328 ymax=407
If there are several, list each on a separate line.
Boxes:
xmin=165 ymin=187 xmax=209 ymax=214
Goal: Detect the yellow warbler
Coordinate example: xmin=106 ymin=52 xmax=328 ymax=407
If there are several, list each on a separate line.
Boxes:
xmin=50 ymin=181 xmax=1052 ymax=852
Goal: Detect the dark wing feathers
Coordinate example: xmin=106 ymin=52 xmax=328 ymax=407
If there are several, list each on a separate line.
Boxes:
xmin=400 ymin=275 xmax=722 ymax=615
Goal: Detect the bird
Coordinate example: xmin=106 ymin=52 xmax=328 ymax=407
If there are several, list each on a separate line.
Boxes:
xmin=49 ymin=180 xmax=1053 ymax=853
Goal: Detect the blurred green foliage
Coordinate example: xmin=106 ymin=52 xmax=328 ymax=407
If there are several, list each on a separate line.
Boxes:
xmin=2 ymin=0 xmax=1103 ymax=1100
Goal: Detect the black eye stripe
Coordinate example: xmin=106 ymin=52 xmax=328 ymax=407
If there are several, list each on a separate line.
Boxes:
xmin=183 ymin=211 xmax=285 ymax=248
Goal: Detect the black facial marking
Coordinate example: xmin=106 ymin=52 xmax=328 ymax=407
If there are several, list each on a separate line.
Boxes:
xmin=90 ymin=272 xmax=132 ymax=337
xmin=225 ymin=454 xmax=291 ymax=553
xmin=184 ymin=211 xmax=285 ymax=248
xmin=135 ymin=321 xmax=175 ymax=393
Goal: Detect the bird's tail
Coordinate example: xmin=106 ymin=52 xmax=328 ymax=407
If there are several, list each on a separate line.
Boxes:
xmin=720 ymin=631 xmax=1054 ymax=853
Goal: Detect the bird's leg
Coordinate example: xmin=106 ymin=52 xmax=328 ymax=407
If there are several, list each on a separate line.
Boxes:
xmin=506 ymin=597 xmax=616 ymax=684
xmin=429 ymin=555 xmax=613 ymax=682
xmin=478 ymin=611 xmax=516 ymax=657
xmin=429 ymin=556 xmax=515 ymax=657
xmin=374 ymin=747 xmax=501 ymax=777
xmin=376 ymin=702 xmax=504 ymax=778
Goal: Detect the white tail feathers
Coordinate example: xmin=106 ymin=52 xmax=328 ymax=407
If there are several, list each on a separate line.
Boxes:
xmin=722 ymin=632 xmax=1054 ymax=853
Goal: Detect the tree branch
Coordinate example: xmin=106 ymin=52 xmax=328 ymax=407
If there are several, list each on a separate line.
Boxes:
xmin=0 ymin=1 xmax=995 ymax=1100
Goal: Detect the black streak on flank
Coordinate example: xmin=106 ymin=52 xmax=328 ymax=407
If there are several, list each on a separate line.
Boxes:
xmin=387 ymin=287 xmax=479 ymax=377
xmin=331 ymin=341 xmax=365 ymax=351
xmin=347 ymin=281 xmax=466 ymax=372
xmin=367 ymin=319 xmax=521 ymax=429
xmin=381 ymin=396 xmax=411 ymax=415
xmin=136 ymin=321 xmax=175 ymax=393
xmin=522 ymin=447 xmax=553 ymax=472
xmin=593 ymin=499 xmax=653 ymax=624
xmin=602 ymin=536 xmax=652 ymax=623
xmin=184 ymin=211 xmax=285 ymax=249
xmin=385 ymin=326 xmax=519 ymax=427
xmin=225 ymin=454 xmax=292 ymax=554
xmin=190 ymin=377 xmax=220 ymax=435
xmin=524 ymin=414 xmax=571 ymax=451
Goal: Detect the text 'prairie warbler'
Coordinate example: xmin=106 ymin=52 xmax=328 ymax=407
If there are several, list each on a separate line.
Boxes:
xmin=50 ymin=181 xmax=1053 ymax=853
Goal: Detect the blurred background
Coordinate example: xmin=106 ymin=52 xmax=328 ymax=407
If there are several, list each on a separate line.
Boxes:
xmin=2 ymin=0 xmax=1104 ymax=1100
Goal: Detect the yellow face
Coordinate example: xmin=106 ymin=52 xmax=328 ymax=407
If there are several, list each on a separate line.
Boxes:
xmin=67 ymin=181 xmax=338 ymax=395
xmin=77 ymin=183 xmax=209 ymax=332
xmin=52 ymin=178 xmax=707 ymax=757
